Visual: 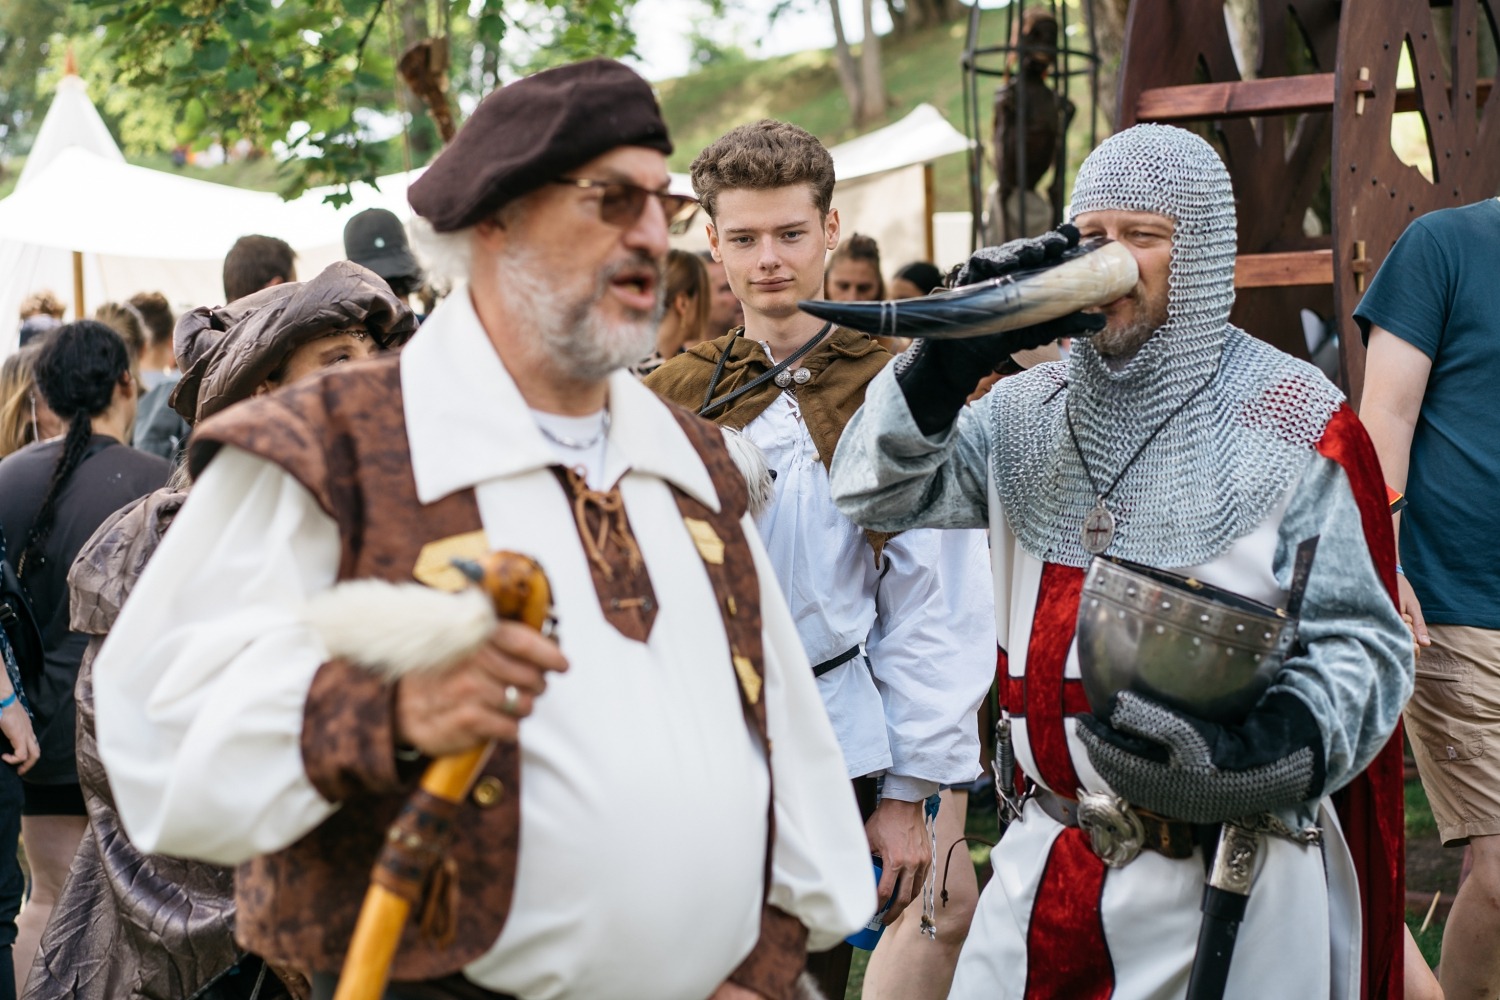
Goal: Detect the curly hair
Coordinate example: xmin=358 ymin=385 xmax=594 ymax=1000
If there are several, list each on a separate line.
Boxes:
xmin=690 ymin=120 xmax=836 ymax=221
xmin=19 ymin=291 xmax=65 ymax=321
xmin=17 ymin=321 xmax=129 ymax=579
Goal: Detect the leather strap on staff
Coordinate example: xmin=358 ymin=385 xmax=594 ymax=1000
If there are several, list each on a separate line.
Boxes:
xmin=333 ymin=552 xmax=552 ymax=1000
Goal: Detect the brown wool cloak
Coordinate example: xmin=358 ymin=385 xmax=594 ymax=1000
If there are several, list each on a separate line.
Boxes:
xmin=645 ymin=326 xmax=897 ymax=563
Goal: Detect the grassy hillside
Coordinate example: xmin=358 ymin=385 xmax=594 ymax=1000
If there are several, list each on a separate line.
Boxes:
xmin=658 ymin=7 xmax=1102 ymax=215
xmin=659 ymin=15 xmax=985 ymax=214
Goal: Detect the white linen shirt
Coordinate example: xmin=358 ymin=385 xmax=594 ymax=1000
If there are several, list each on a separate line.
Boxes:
xmin=94 ymin=289 xmax=873 ymax=999
xmin=741 ymin=366 xmax=995 ymax=801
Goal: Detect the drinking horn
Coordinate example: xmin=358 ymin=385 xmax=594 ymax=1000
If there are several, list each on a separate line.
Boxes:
xmin=799 ymin=237 xmax=1138 ymax=340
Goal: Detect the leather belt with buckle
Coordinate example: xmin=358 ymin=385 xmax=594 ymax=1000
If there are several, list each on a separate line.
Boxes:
xmin=1032 ymin=787 xmax=1201 ymax=867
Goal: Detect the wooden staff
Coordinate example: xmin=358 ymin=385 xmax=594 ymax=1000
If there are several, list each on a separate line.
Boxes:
xmin=333 ymin=551 xmax=553 ymax=1000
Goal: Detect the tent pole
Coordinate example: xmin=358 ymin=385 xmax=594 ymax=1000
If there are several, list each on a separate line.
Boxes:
xmin=924 ymin=162 xmax=936 ymax=263
xmin=72 ymin=251 xmax=85 ymax=319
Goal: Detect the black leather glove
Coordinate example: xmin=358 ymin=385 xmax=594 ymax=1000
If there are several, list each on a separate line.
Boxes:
xmin=894 ymin=225 xmax=1105 ymax=436
xmin=947 ymin=225 xmax=1080 ymax=287
xmin=1076 ymin=690 xmax=1328 ymax=824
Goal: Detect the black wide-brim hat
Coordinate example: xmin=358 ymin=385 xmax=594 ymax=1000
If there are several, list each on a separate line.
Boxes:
xmin=409 ymin=58 xmax=673 ymax=233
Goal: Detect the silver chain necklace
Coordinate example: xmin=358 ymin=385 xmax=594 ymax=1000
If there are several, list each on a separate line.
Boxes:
xmin=537 ymin=411 xmax=611 ymax=451
xmin=1064 ymin=361 xmax=1220 ymax=555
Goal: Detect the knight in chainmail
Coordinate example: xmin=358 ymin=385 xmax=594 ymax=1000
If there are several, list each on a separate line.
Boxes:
xmin=828 ymin=124 xmax=1414 ymax=999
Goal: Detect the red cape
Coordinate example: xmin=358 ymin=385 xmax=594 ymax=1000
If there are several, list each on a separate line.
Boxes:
xmin=1319 ymin=404 xmax=1406 ymax=1000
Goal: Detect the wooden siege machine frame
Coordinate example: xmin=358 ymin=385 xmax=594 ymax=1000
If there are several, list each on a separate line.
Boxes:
xmin=1117 ymin=0 xmax=1500 ymax=400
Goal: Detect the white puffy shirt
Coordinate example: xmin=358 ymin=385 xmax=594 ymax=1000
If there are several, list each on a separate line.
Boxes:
xmin=741 ymin=364 xmax=995 ymax=800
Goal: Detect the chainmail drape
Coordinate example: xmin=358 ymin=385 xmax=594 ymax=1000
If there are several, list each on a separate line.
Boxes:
xmin=989 ymin=125 xmax=1343 ymax=569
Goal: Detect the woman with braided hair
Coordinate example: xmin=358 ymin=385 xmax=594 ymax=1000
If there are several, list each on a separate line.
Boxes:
xmin=0 ymin=321 xmax=169 ymax=992
xmin=22 ymin=261 xmax=413 ymax=1000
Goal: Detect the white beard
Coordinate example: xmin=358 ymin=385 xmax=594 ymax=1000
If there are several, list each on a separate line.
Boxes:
xmin=500 ymin=246 xmax=662 ymax=382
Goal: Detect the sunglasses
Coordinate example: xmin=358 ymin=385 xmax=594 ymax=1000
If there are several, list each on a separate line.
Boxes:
xmin=552 ymin=178 xmax=700 ymax=235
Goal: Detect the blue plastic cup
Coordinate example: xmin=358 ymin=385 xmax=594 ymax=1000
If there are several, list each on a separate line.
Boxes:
xmin=847 ymin=859 xmax=895 ymax=950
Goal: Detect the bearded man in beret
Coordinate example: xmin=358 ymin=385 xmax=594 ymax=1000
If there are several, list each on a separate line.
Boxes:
xmin=92 ymin=59 xmax=872 ymax=1000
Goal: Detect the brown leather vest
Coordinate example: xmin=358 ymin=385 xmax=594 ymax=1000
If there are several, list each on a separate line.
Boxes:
xmin=189 ymin=356 xmax=768 ymax=979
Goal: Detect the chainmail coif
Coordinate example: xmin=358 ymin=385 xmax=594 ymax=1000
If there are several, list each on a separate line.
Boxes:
xmin=989 ymin=124 xmax=1344 ymax=569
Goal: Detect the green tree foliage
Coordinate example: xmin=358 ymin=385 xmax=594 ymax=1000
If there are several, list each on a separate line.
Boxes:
xmin=76 ymin=0 xmax=637 ymax=203
xmin=0 ymin=0 xmax=68 ymax=153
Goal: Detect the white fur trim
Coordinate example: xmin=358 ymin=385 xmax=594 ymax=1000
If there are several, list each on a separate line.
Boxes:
xmin=722 ymin=426 xmax=775 ymax=518
xmin=795 ymin=972 xmax=829 ymax=1000
xmin=302 ymin=580 xmax=495 ymax=680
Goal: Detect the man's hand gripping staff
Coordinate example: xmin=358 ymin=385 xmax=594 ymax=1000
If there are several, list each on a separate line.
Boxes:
xmin=330 ymin=552 xmax=560 ymax=1000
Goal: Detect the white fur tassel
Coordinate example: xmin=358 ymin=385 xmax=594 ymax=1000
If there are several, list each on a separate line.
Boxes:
xmin=302 ymin=580 xmax=496 ymax=680
xmin=795 ymin=973 xmax=829 ymax=1000
xmin=722 ymin=426 xmax=775 ymax=518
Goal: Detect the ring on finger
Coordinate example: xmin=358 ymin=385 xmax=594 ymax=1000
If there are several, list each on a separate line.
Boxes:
xmin=501 ymin=684 xmax=522 ymax=716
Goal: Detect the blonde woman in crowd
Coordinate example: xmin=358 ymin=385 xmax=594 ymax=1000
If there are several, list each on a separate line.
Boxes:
xmin=635 ymin=248 xmax=711 ymax=376
xmin=0 ymin=348 xmax=64 ymax=458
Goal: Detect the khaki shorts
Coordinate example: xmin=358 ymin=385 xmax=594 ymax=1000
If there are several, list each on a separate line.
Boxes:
xmin=1403 ymin=623 xmax=1500 ymax=845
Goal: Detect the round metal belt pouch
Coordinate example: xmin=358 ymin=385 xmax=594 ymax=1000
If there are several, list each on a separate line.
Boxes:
xmin=1075 ymin=556 xmax=1298 ymax=725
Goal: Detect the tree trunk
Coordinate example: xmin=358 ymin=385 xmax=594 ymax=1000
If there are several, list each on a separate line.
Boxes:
xmin=856 ymin=0 xmax=886 ymax=124
xmin=398 ymin=0 xmax=436 ymax=157
xmin=828 ymin=0 xmax=865 ymax=125
xmin=909 ymin=0 xmax=963 ymax=30
xmin=883 ymin=0 xmax=908 ymax=36
xmin=1087 ymin=0 xmax=1131 ymax=129
xmin=829 ymin=0 xmax=888 ymax=127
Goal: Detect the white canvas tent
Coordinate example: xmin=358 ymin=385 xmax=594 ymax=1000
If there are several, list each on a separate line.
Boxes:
xmin=0 ymin=73 xmax=126 ymax=351
xmin=0 ymin=73 xmax=429 ymax=358
xmin=670 ymin=103 xmax=972 ymax=276
xmin=2 ymin=89 xmax=970 ymax=359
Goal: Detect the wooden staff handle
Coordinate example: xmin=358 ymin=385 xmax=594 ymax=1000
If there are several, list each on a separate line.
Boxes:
xmin=334 ymin=552 xmax=553 ymax=1000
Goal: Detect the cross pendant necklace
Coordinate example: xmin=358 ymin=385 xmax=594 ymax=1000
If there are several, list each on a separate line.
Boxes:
xmin=1081 ymin=497 xmax=1116 ymax=555
xmin=1063 ymin=362 xmax=1222 ymax=555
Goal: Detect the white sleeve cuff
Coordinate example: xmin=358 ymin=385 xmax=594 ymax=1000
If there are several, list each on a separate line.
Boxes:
xmin=880 ymin=774 xmax=940 ymax=802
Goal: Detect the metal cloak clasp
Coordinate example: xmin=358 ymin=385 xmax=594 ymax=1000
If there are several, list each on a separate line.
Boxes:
xmin=1076 ymin=789 xmax=1147 ymax=868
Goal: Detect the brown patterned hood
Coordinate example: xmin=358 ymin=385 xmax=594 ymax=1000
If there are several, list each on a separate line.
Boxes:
xmin=171 ymin=260 xmax=416 ymax=424
xmin=68 ymin=488 xmax=187 ymax=637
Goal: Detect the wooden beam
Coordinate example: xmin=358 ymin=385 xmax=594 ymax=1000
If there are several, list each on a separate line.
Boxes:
xmin=1138 ymin=74 xmax=1494 ymax=123
xmin=1138 ymin=75 xmax=1335 ymax=122
xmin=1394 ymin=78 xmax=1494 ymax=114
xmin=1234 ymin=249 xmax=1333 ymax=289
xmin=923 ymin=163 xmax=935 ymax=264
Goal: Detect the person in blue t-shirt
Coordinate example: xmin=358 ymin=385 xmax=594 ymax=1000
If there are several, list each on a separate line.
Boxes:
xmin=1357 ymin=196 xmax=1500 ymax=1000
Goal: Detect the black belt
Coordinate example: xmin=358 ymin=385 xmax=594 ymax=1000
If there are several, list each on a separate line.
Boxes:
xmin=812 ymin=644 xmax=862 ymax=678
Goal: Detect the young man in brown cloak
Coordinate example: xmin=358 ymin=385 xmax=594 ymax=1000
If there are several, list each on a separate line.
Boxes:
xmin=646 ymin=121 xmax=995 ymax=999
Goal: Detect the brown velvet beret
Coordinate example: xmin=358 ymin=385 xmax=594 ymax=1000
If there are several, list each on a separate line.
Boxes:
xmin=408 ymin=58 xmax=673 ymax=232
